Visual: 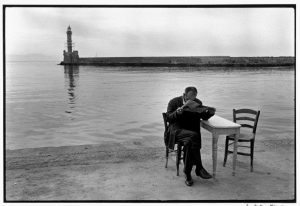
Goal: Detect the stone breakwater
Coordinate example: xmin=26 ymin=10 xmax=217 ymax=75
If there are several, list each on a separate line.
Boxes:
xmin=60 ymin=56 xmax=295 ymax=67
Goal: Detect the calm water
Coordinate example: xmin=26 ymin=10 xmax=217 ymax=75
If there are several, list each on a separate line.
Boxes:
xmin=6 ymin=62 xmax=295 ymax=150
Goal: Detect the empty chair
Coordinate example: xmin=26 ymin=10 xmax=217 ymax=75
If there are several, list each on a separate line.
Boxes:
xmin=162 ymin=113 xmax=185 ymax=176
xmin=223 ymin=109 xmax=260 ymax=172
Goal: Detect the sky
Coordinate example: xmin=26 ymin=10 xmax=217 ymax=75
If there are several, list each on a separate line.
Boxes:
xmin=5 ymin=7 xmax=295 ymax=61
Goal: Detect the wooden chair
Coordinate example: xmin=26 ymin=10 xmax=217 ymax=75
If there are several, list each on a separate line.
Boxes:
xmin=162 ymin=113 xmax=185 ymax=176
xmin=223 ymin=109 xmax=260 ymax=172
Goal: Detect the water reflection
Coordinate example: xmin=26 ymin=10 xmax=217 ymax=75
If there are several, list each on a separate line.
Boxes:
xmin=64 ymin=65 xmax=79 ymax=113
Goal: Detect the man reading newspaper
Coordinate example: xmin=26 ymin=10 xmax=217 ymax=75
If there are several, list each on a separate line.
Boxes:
xmin=165 ymin=86 xmax=215 ymax=186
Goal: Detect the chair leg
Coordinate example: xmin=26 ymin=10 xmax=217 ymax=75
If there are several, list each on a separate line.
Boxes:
xmin=176 ymin=144 xmax=182 ymax=176
xmin=165 ymin=147 xmax=169 ymax=168
xmin=178 ymin=144 xmax=182 ymax=165
xmin=250 ymin=140 xmax=254 ymax=172
xmin=223 ymin=137 xmax=229 ymax=167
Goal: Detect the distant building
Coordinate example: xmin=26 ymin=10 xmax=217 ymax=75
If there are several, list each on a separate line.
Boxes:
xmin=63 ymin=25 xmax=79 ymax=64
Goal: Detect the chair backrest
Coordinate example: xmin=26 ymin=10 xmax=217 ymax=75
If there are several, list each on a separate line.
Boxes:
xmin=162 ymin=113 xmax=169 ymax=132
xmin=233 ymin=109 xmax=260 ymax=134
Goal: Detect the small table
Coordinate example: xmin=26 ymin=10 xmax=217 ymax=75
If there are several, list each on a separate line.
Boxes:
xmin=200 ymin=115 xmax=241 ymax=178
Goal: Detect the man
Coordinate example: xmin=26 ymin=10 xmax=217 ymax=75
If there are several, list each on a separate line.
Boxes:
xmin=165 ymin=86 xmax=213 ymax=186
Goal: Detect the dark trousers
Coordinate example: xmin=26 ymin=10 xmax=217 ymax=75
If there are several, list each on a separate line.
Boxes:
xmin=176 ymin=129 xmax=203 ymax=174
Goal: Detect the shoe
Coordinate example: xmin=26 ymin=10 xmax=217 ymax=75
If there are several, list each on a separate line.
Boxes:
xmin=183 ymin=169 xmax=194 ymax=186
xmin=195 ymin=167 xmax=212 ymax=179
xmin=184 ymin=174 xmax=194 ymax=186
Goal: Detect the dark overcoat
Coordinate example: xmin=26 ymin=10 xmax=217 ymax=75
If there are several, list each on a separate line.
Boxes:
xmin=164 ymin=96 xmax=203 ymax=150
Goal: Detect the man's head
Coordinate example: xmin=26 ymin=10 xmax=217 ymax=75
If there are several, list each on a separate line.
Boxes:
xmin=183 ymin=86 xmax=197 ymax=101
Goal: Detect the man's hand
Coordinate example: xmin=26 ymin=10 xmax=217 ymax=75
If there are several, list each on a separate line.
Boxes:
xmin=176 ymin=107 xmax=183 ymax=115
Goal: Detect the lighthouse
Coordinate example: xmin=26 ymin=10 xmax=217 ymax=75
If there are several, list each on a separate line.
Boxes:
xmin=67 ymin=25 xmax=73 ymax=53
xmin=63 ymin=25 xmax=79 ymax=64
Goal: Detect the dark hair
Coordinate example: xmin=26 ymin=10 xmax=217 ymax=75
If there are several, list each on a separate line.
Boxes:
xmin=184 ymin=86 xmax=197 ymax=94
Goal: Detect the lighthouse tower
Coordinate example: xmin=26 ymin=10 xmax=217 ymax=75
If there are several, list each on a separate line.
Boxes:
xmin=67 ymin=25 xmax=73 ymax=53
xmin=63 ymin=25 xmax=79 ymax=64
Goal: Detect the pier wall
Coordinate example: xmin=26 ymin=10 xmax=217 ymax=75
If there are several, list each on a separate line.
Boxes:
xmin=61 ymin=56 xmax=295 ymax=67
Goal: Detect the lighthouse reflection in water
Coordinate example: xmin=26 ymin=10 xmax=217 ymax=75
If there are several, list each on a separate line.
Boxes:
xmin=64 ymin=65 xmax=79 ymax=114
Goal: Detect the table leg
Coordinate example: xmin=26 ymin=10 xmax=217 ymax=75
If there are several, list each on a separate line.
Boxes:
xmin=232 ymin=129 xmax=240 ymax=176
xmin=212 ymin=132 xmax=219 ymax=179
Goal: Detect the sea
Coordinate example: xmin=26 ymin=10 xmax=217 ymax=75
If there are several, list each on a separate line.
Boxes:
xmin=5 ymin=61 xmax=295 ymax=150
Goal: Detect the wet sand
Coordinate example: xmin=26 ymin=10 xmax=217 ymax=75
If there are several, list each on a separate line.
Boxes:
xmin=5 ymin=133 xmax=295 ymax=201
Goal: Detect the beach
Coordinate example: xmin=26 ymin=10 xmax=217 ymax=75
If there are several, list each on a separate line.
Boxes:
xmin=6 ymin=130 xmax=294 ymax=201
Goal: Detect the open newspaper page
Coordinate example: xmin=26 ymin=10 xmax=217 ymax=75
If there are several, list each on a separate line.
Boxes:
xmin=182 ymin=100 xmax=207 ymax=114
